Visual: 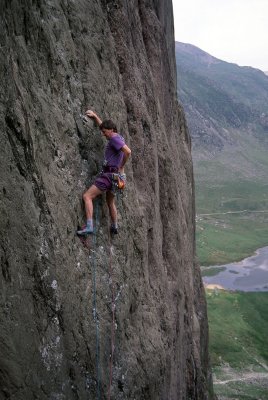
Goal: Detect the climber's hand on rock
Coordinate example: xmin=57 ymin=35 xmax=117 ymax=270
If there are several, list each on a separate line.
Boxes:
xmin=85 ymin=110 xmax=96 ymax=118
xmin=85 ymin=110 xmax=102 ymax=126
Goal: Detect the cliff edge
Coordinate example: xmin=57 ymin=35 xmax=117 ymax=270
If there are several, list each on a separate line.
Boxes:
xmin=0 ymin=1 xmax=213 ymax=399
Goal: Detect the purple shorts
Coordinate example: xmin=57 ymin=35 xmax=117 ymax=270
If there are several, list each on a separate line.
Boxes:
xmin=94 ymin=173 xmax=113 ymax=192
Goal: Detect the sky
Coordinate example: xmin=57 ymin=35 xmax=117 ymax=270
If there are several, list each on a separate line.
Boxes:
xmin=172 ymin=0 xmax=268 ymax=71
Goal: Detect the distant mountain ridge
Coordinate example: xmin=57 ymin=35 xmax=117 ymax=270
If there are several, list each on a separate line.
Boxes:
xmin=175 ymin=42 xmax=221 ymax=66
xmin=175 ymin=42 xmax=268 ymax=180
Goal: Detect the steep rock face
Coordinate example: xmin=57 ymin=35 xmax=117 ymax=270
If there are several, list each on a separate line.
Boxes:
xmin=0 ymin=1 xmax=213 ymax=399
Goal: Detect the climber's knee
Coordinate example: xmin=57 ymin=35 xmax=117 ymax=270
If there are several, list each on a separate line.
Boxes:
xmin=83 ymin=185 xmax=102 ymax=202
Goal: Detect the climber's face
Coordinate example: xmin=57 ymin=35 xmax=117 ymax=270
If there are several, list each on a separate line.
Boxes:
xmin=101 ymin=128 xmax=114 ymax=140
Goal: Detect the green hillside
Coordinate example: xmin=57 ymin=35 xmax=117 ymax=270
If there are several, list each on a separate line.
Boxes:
xmin=196 ymin=179 xmax=268 ymax=266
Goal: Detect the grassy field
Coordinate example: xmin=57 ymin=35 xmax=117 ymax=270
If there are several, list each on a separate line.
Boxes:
xmin=207 ymin=290 xmax=268 ymax=399
xmin=196 ymin=212 xmax=268 ymax=266
xmin=195 ymin=179 xmax=268 ymax=266
xmin=195 ymin=180 xmax=268 ymax=215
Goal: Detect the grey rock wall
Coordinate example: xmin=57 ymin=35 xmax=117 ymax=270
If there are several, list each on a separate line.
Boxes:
xmin=0 ymin=1 xmax=213 ymax=399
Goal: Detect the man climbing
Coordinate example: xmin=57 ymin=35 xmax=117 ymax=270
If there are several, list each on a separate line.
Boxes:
xmin=77 ymin=110 xmax=131 ymax=235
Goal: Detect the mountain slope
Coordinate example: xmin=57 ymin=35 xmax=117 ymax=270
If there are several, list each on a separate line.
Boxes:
xmin=175 ymin=41 xmax=268 ymax=164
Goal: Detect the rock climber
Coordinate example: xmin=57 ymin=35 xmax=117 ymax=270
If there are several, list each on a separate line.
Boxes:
xmin=77 ymin=110 xmax=131 ymax=235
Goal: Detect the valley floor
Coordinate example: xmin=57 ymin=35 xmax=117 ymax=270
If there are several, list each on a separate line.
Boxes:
xmin=215 ymin=366 xmax=268 ymax=399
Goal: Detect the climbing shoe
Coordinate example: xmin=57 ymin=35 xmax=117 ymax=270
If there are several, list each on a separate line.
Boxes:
xmin=110 ymin=224 xmax=118 ymax=235
xmin=77 ymin=221 xmax=94 ymax=236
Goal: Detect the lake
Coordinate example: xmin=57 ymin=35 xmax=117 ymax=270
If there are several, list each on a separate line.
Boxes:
xmin=202 ymin=246 xmax=268 ymax=292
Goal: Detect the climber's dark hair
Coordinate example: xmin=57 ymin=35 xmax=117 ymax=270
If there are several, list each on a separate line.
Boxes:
xmin=99 ymin=119 xmax=117 ymax=132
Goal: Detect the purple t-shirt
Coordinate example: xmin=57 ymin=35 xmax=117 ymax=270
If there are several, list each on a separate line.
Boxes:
xmin=104 ymin=134 xmax=125 ymax=168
